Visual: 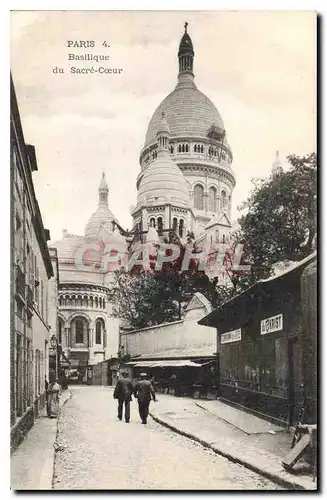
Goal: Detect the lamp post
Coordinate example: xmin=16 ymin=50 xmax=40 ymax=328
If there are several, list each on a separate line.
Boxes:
xmin=50 ymin=334 xmax=59 ymax=380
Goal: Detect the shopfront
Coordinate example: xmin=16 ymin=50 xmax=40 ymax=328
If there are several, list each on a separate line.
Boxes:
xmin=199 ymin=253 xmax=316 ymax=425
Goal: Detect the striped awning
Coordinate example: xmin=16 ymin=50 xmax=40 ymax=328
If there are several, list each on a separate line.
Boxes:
xmin=126 ymin=360 xmax=202 ymax=368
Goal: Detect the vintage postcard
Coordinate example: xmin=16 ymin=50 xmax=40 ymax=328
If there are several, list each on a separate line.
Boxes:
xmin=10 ymin=10 xmax=317 ymax=491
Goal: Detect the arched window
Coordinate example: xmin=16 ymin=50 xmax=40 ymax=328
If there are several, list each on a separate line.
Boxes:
xmin=194 ymin=184 xmax=204 ymax=210
xmin=185 ymin=144 xmax=189 ymax=153
xmin=95 ymin=297 xmax=98 ymax=308
xmin=75 ymin=318 xmax=85 ymax=344
xmin=172 ymin=217 xmax=178 ymax=232
xmin=77 ymin=295 xmax=82 ymax=307
xmin=65 ymin=295 xmax=70 ymax=306
xmin=170 ymin=146 xmax=174 ymax=154
xmin=103 ymin=298 xmax=106 ymax=309
xmin=200 ymin=145 xmax=204 ymax=154
xmin=72 ymin=295 xmax=76 ymax=307
xmin=208 ymin=187 xmax=217 ymax=212
xmin=209 ymin=147 xmax=212 ymax=156
xmin=221 ymin=190 xmax=227 ymax=210
xmin=193 ymin=145 xmax=197 ymax=153
xmin=178 ymin=144 xmax=182 ymax=153
xmin=157 ymin=217 xmax=163 ymax=236
xmin=179 ymin=219 xmax=184 ymax=238
xmin=150 ymin=217 xmax=155 ymax=228
xmin=59 ymin=296 xmax=63 ymax=307
xmin=95 ymin=319 xmax=105 ymax=345
xmin=90 ymin=296 xmax=94 ymax=308
xmin=99 ymin=298 xmax=102 ymax=309
xmin=182 ymin=144 xmax=185 ymax=153
xmin=83 ymin=295 xmax=88 ymax=307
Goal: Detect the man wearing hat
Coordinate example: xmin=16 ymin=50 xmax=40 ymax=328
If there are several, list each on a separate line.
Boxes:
xmin=134 ymin=373 xmax=156 ymax=424
xmin=113 ymin=371 xmax=134 ymax=423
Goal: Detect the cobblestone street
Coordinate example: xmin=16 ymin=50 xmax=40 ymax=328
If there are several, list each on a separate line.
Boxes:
xmin=53 ymin=386 xmax=283 ymax=490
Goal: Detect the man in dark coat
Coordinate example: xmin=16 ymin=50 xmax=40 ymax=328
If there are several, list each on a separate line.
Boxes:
xmin=113 ymin=371 xmax=134 ymax=423
xmin=134 ymin=373 xmax=156 ymax=424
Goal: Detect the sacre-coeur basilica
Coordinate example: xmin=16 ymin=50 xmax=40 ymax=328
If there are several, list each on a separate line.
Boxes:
xmin=49 ymin=26 xmax=280 ymax=377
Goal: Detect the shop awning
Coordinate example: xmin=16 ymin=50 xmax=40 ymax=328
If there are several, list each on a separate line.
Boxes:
xmin=126 ymin=360 xmax=203 ymax=368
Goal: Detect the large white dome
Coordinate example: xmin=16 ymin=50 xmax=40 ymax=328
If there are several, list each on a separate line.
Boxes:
xmin=137 ymin=156 xmax=191 ymax=208
xmin=145 ymin=82 xmax=225 ymax=147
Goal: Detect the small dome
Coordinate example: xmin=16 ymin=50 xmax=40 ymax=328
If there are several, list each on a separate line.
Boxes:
xmin=84 ymin=172 xmax=120 ymax=240
xmin=137 ymin=156 xmax=190 ymax=208
xmin=85 ymin=206 xmax=119 ymax=240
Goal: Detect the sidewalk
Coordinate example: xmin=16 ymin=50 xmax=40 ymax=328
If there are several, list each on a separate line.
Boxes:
xmin=11 ymin=390 xmax=71 ymax=490
xmin=149 ymin=395 xmax=317 ymax=491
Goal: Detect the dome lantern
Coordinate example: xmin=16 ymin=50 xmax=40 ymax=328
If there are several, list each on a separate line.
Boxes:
xmin=99 ymin=171 xmax=109 ymax=206
xmin=178 ymin=22 xmax=194 ymax=79
xmin=272 ymin=150 xmax=283 ymax=178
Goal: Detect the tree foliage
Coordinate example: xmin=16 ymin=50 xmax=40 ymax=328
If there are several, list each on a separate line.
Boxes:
xmin=234 ymin=152 xmax=317 ymax=285
xmin=111 ymin=237 xmax=235 ymax=330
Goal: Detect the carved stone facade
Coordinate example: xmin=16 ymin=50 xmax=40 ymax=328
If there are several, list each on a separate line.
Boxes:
xmin=133 ymin=25 xmax=236 ymax=243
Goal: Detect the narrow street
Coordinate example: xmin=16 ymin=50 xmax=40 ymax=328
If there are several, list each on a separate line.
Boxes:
xmin=53 ymin=386 xmax=283 ymax=490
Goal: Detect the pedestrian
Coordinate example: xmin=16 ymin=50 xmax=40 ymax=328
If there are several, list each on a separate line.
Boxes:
xmin=113 ymin=371 xmax=134 ymax=423
xmin=47 ymin=375 xmax=61 ymax=418
xmin=134 ymin=372 xmax=156 ymax=425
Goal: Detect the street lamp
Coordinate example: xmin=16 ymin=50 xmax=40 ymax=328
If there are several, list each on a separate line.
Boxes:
xmin=50 ymin=334 xmax=57 ymax=349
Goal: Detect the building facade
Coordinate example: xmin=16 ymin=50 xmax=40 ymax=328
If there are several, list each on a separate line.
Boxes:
xmin=49 ymin=174 xmax=123 ymax=381
xmin=132 ymin=25 xmax=236 ymax=248
xmin=11 ymin=75 xmax=55 ymax=451
xmin=199 ymin=252 xmax=317 ymax=425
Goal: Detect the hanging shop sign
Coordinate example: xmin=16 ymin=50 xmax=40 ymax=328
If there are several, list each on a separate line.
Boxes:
xmin=221 ymin=328 xmax=242 ymax=344
xmin=260 ymin=313 xmax=283 ymax=335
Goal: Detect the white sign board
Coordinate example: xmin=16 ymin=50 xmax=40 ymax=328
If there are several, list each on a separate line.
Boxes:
xmin=221 ymin=328 xmax=242 ymax=344
xmin=260 ymin=314 xmax=283 ymax=335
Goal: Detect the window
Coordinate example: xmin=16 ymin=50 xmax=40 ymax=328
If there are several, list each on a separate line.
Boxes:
xmin=208 ymin=187 xmax=217 ymax=212
xmin=178 ymin=144 xmax=182 ymax=153
xmin=201 ymin=145 xmax=204 ymax=154
xmin=150 ymin=217 xmax=155 ymax=228
xmin=95 ymin=319 xmax=105 ymax=345
xmin=170 ymin=146 xmax=174 ymax=154
xmin=74 ymin=318 xmax=85 ymax=344
xmin=83 ymin=295 xmax=88 ymax=307
xmin=179 ymin=219 xmax=184 ymax=238
xmin=194 ymin=184 xmax=204 ymax=210
xmin=221 ymin=190 xmax=227 ymax=210
xmin=157 ymin=217 xmax=163 ymax=236
xmin=95 ymin=297 xmax=98 ymax=308
xmin=172 ymin=217 xmax=178 ymax=232
xmin=103 ymin=299 xmax=106 ymax=309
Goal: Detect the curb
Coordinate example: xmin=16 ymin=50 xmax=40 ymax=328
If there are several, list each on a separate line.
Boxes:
xmin=51 ymin=390 xmax=73 ymax=489
xmin=150 ymin=411 xmax=315 ymax=491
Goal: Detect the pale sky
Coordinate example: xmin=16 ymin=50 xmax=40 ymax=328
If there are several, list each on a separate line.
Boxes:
xmin=10 ymin=10 xmax=316 ymax=242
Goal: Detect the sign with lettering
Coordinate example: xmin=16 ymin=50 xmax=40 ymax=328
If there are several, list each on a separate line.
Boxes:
xmin=221 ymin=328 xmax=242 ymax=344
xmin=260 ymin=314 xmax=283 ymax=335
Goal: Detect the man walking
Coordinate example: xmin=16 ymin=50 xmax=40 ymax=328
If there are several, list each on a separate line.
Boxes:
xmin=113 ymin=371 xmax=134 ymax=423
xmin=134 ymin=373 xmax=156 ymax=424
